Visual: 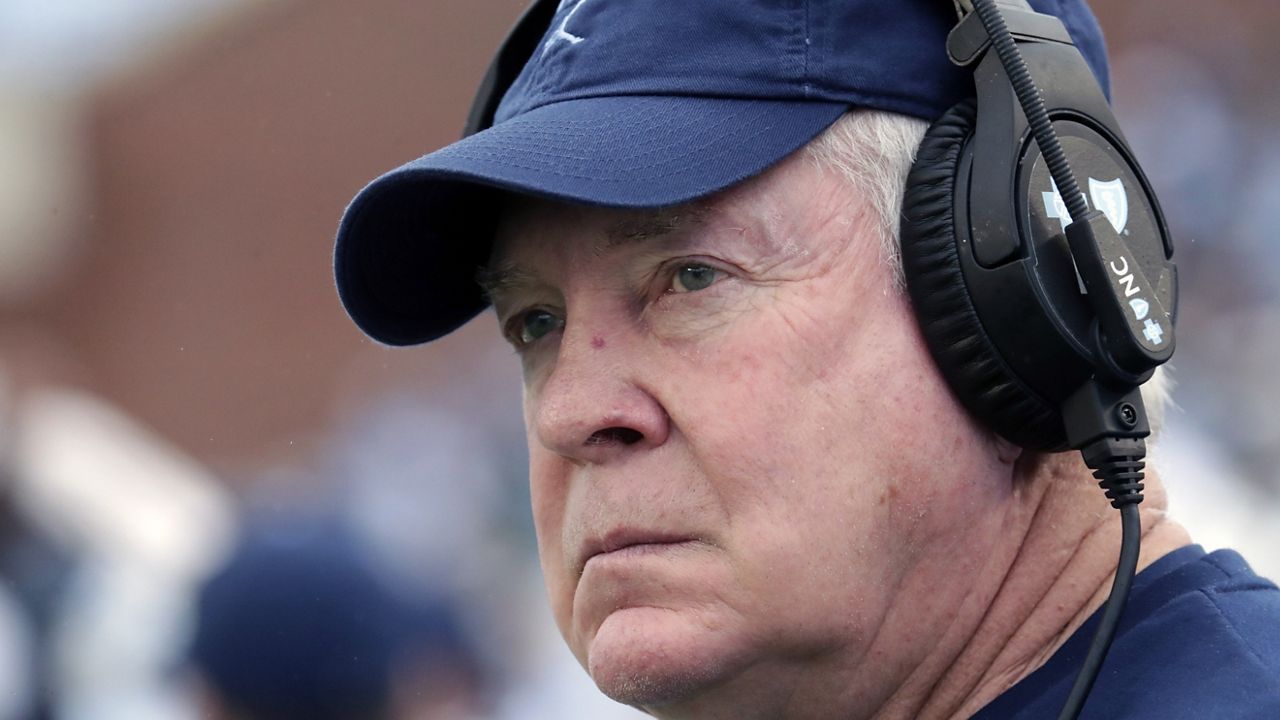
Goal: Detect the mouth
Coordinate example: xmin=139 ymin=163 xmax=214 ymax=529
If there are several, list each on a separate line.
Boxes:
xmin=581 ymin=529 xmax=700 ymax=571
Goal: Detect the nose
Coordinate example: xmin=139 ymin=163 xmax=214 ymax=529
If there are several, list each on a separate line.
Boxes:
xmin=531 ymin=325 xmax=670 ymax=465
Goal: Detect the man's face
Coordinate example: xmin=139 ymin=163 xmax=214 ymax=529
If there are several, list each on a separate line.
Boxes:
xmin=488 ymin=151 xmax=1012 ymax=713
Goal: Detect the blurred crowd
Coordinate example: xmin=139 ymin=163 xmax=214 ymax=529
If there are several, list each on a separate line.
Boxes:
xmin=0 ymin=0 xmax=1276 ymax=717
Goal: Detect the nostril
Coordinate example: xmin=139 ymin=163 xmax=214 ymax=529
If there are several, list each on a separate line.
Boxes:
xmin=585 ymin=427 xmax=644 ymax=446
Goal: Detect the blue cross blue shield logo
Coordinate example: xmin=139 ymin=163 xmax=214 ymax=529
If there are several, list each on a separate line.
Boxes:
xmin=1042 ymin=177 xmax=1132 ymax=237
xmin=1088 ymin=178 xmax=1129 ymax=234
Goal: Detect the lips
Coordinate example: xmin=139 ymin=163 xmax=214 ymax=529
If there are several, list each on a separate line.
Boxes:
xmin=580 ymin=528 xmax=698 ymax=571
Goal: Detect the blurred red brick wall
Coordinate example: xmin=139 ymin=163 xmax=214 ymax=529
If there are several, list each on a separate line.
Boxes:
xmin=35 ymin=0 xmax=525 ymax=475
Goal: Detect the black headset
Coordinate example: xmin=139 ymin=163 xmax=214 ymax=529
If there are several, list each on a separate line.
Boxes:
xmin=463 ymin=1 xmax=1176 ymax=717
xmin=900 ymin=2 xmax=1175 ymax=453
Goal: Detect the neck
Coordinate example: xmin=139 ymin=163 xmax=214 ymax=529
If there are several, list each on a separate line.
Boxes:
xmin=879 ymin=450 xmax=1191 ymax=720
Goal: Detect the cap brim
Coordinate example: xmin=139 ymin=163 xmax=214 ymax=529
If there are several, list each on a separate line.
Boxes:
xmin=334 ymin=95 xmax=849 ymax=346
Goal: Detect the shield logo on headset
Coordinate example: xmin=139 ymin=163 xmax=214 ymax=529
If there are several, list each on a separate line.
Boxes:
xmin=1089 ymin=177 xmax=1129 ymax=234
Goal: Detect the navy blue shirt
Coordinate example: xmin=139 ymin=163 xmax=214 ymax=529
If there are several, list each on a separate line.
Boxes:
xmin=974 ymin=546 xmax=1280 ymax=719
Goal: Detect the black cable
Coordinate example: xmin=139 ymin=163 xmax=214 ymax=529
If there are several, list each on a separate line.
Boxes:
xmin=1057 ymin=437 xmax=1146 ymax=720
xmin=962 ymin=3 xmax=1149 ymax=717
xmin=1057 ymin=503 xmax=1142 ymax=720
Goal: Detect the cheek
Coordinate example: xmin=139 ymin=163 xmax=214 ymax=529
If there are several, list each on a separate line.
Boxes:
xmin=829 ymin=298 xmax=1011 ymax=551
xmin=686 ymin=290 xmax=889 ymax=476
xmin=655 ymin=315 xmax=904 ymax=631
xmin=663 ymin=287 xmax=992 ymax=601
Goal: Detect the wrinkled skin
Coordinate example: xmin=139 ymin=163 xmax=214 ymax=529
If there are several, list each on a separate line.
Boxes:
xmin=486 ymin=151 xmax=1018 ymax=719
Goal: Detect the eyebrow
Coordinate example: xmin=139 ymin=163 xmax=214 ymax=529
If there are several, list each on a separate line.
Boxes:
xmin=475 ymin=263 xmax=539 ymax=301
xmin=477 ymin=202 xmax=713 ymax=300
xmin=601 ymin=204 xmax=709 ymax=250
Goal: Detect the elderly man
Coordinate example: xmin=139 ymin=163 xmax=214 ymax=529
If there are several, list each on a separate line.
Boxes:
xmin=333 ymin=1 xmax=1280 ymax=718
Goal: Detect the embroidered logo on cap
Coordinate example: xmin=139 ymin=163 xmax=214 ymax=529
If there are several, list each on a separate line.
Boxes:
xmin=543 ymin=0 xmax=594 ymax=57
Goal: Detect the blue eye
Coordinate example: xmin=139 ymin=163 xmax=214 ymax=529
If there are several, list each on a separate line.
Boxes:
xmin=515 ymin=308 xmax=564 ymax=346
xmin=671 ymin=264 xmax=720 ymax=293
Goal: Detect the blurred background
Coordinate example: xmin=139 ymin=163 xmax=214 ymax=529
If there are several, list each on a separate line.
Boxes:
xmin=0 ymin=0 xmax=1275 ymax=717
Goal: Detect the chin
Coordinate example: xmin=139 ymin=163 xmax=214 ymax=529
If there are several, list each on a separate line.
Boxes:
xmin=584 ymin=605 xmax=746 ymax=710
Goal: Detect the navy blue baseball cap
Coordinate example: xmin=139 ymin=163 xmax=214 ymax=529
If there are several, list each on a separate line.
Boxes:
xmin=335 ymin=0 xmax=1109 ymax=346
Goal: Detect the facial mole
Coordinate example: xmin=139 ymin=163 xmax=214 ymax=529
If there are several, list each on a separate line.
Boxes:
xmin=591 ymin=335 xmax=606 ymax=349
xmin=879 ymin=485 xmax=900 ymax=506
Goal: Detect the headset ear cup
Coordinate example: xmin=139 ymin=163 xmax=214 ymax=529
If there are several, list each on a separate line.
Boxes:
xmin=900 ymin=99 xmax=1067 ymax=450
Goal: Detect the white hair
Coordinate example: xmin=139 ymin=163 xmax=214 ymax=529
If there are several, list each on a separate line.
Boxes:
xmin=802 ymin=109 xmax=928 ymax=290
xmin=802 ymin=109 xmax=1171 ymax=438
